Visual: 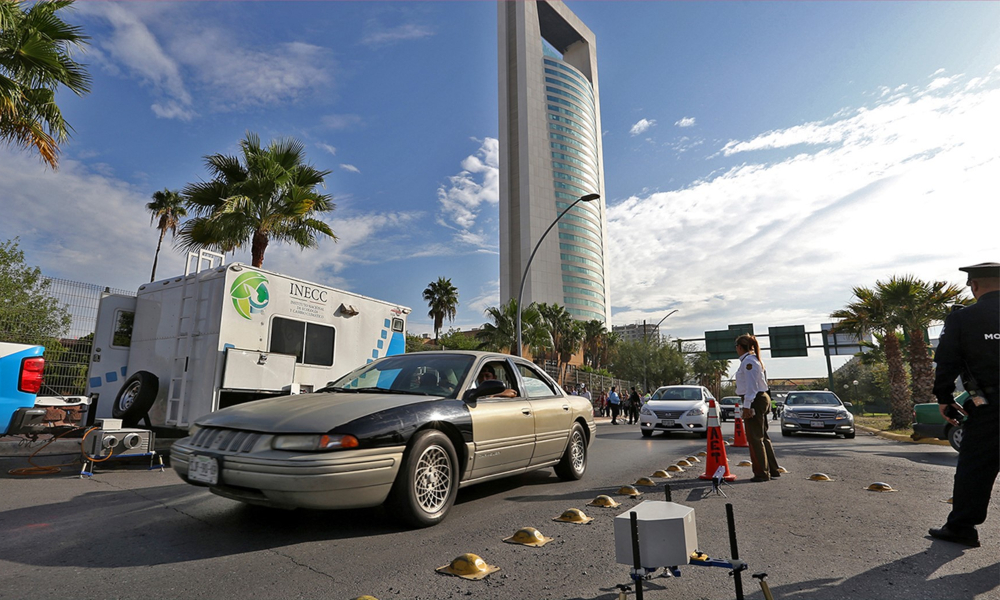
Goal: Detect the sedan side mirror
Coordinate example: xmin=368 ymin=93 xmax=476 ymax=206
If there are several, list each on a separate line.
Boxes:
xmin=843 ymin=401 xmax=853 ymax=408
xmin=462 ymin=379 xmax=505 ymax=403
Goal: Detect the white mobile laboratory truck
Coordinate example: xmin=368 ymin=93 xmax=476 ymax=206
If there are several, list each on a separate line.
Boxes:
xmin=86 ymin=251 xmax=410 ymax=431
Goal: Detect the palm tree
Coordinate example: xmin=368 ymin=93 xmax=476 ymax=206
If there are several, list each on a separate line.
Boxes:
xmin=582 ymin=319 xmax=605 ymax=367
xmin=537 ymin=303 xmax=584 ymax=383
xmin=422 ymin=277 xmax=458 ymax=344
xmin=831 ymin=284 xmax=911 ymax=429
xmin=1 ymin=0 xmax=91 ymax=168
xmin=476 ymin=299 xmax=547 ymax=355
xmin=178 ymin=132 xmax=336 ymax=268
xmin=879 ymin=275 xmax=969 ymax=404
xmin=146 ymin=188 xmax=187 ymax=282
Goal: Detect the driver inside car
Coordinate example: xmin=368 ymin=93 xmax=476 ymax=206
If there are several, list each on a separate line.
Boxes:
xmin=476 ymin=365 xmax=517 ymax=398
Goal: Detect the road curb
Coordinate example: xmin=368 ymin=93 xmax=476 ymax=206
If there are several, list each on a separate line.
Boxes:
xmin=855 ymin=425 xmax=950 ymax=446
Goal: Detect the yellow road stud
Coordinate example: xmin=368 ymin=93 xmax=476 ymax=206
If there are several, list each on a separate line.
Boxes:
xmin=553 ymin=508 xmax=594 ymax=524
xmin=777 ymin=466 xmax=789 ymax=473
xmin=736 ymin=460 xmax=753 ymax=467
xmin=634 ymin=477 xmax=656 ymax=487
xmin=436 ymin=553 xmax=500 ymax=580
xmin=866 ymin=482 xmax=897 ymax=492
xmin=617 ymin=485 xmax=642 ymax=497
xmin=588 ymin=494 xmax=621 ymax=508
xmin=697 ymin=451 xmax=708 ymax=457
xmin=651 ymin=470 xmax=672 ymax=479
xmin=685 ymin=456 xmax=701 ymax=463
xmin=503 ymin=526 xmax=553 ymax=547
xmin=808 ymin=473 xmax=833 ymax=481
xmin=666 ymin=464 xmax=684 ymax=472
xmin=676 ymin=459 xmax=692 ymax=467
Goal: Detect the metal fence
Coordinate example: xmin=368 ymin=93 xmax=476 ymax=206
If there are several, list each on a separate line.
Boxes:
xmin=0 ymin=277 xmax=134 ymax=396
xmin=541 ymin=360 xmax=638 ymax=414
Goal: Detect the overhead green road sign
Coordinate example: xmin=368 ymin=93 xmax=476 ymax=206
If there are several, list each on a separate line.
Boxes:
xmin=769 ymin=325 xmax=808 ymax=357
xmin=705 ymin=324 xmax=755 ymax=360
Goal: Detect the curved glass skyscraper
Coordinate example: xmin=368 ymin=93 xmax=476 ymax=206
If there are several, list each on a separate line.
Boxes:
xmin=498 ymin=0 xmax=611 ymax=325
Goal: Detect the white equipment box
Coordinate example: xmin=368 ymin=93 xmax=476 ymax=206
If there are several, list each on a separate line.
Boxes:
xmin=614 ymin=501 xmax=698 ymax=568
xmin=84 ymin=426 xmax=155 ymax=458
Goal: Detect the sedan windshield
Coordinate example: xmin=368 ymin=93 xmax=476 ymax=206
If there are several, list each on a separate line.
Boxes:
xmin=785 ymin=393 xmax=841 ymax=406
xmin=324 ymin=354 xmax=475 ymax=398
xmin=651 ymin=387 xmax=702 ymax=401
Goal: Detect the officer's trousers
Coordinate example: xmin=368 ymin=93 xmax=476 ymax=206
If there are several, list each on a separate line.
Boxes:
xmin=744 ymin=392 xmax=779 ymax=479
xmin=946 ymin=401 xmax=999 ymax=534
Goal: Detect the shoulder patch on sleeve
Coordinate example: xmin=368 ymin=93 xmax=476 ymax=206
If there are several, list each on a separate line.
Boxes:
xmin=746 ymin=364 xmax=753 ymax=370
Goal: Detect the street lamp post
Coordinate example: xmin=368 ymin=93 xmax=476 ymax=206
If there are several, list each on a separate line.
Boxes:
xmin=643 ymin=309 xmax=678 ymax=391
xmin=515 ymin=193 xmax=600 ymax=357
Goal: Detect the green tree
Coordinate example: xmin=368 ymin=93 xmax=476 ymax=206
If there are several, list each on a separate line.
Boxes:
xmin=612 ymin=337 xmax=686 ymax=390
xmin=0 ymin=238 xmax=70 ymax=345
xmin=581 ymin=319 xmax=606 ymax=367
xmin=879 ymin=275 xmax=969 ymax=404
xmin=0 ymin=0 xmax=91 ymax=168
xmin=437 ymin=328 xmax=481 ymax=351
xmin=422 ymin=277 xmax=458 ymax=344
xmin=179 ymin=132 xmax=336 ymax=268
xmin=146 ymin=188 xmax=187 ymax=282
xmin=831 ymin=283 xmax=911 ymax=429
xmin=690 ymin=351 xmax=730 ymax=399
xmin=537 ymin=303 xmax=583 ymax=382
xmin=476 ymin=299 xmax=547 ymax=356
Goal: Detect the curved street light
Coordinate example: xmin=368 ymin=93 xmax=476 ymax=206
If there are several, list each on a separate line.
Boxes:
xmin=643 ymin=309 xmax=678 ymax=391
xmin=515 ymin=193 xmax=601 ymax=357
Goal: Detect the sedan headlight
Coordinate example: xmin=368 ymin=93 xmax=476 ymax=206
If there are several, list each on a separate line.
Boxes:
xmin=640 ymin=406 xmax=654 ymax=416
xmin=686 ymin=407 xmax=705 ymax=417
xmin=272 ymin=434 xmax=360 ymax=451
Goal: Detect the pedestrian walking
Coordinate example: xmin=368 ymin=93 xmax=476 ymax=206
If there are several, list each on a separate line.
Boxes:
xmin=579 ymin=384 xmax=593 ymax=415
xmin=607 ymin=386 xmax=622 ymax=424
xmin=735 ymin=334 xmax=780 ymax=482
xmin=626 ymin=386 xmax=641 ymax=424
xmin=928 ymin=262 xmax=1000 ymax=548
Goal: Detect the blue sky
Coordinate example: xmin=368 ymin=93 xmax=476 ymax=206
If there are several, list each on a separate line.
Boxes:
xmin=2 ymin=1 xmax=998 ymax=378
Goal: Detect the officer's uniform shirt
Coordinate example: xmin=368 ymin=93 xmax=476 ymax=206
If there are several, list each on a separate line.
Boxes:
xmin=735 ymin=353 xmax=768 ymax=410
xmin=933 ymin=290 xmax=1000 ymax=405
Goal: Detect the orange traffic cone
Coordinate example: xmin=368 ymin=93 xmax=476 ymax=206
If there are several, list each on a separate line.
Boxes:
xmin=732 ymin=412 xmax=749 ymax=448
xmin=699 ymin=399 xmax=736 ymax=481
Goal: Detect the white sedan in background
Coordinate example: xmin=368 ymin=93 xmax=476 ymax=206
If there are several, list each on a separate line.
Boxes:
xmin=639 ymin=385 xmax=715 ymax=438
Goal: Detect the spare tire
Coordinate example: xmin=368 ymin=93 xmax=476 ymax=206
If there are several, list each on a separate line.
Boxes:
xmin=112 ymin=371 xmax=159 ymax=426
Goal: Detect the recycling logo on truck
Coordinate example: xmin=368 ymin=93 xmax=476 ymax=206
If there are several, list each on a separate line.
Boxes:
xmin=230 ymin=271 xmax=269 ymax=320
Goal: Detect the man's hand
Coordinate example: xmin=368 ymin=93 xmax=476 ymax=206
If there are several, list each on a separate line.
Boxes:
xmin=743 ymin=407 xmax=754 ymax=419
xmin=938 ymin=402 xmax=966 ymax=427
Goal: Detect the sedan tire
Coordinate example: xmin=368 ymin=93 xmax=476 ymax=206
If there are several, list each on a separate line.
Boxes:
xmin=948 ymin=424 xmax=964 ymax=452
xmin=640 ymin=429 xmax=653 ymax=438
xmin=781 ymin=429 xmax=792 ymax=437
xmin=387 ymin=429 xmax=459 ymax=528
xmin=554 ymin=423 xmax=588 ymax=481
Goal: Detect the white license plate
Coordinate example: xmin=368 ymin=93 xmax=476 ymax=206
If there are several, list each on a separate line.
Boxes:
xmin=188 ymin=455 xmax=219 ymax=485
xmin=661 ymin=419 xmax=675 ymax=426
xmin=810 ymin=420 xmax=825 ymax=428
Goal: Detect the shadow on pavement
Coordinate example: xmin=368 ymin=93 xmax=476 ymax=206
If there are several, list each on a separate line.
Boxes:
xmin=766 ymin=545 xmax=998 ymax=600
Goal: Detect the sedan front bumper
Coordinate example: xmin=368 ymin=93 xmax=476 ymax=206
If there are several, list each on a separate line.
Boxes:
xmin=171 ymin=438 xmax=405 ymax=510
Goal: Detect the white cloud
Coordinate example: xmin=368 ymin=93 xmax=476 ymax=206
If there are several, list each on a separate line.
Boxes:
xmin=361 ymin=23 xmax=434 ymax=47
xmin=435 ymin=138 xmax=499 ymax=251
xmin=316 ymin=143 xmax=337 ymax=156
xmin=0 ymin=149 xmax=182 ymax=290
xmin=608 ymin=66 xmax=1000 ymax=352
xmin=675 ymin=117 xmax=696 ymax=128
xmin=629 ymin=118 xmax=656 ymax=136
xmin=339 ymin=164 xmax=361 ymax=174
xmin=322 ymin=114 xmax=364 ymax=130
xmin=80 ymin=4 xmax=335 ymax=118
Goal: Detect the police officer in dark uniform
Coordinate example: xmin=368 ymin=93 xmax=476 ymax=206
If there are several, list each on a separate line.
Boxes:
xmin=928 ymin=262 xmax=1000 ymax=548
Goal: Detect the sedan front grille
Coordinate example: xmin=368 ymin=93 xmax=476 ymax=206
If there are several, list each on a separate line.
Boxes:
xmin=653 ymin=410 xmax=685 ymax=419
xmin=190 ymin=427 xmax=262 ymax=453
xmin=789 ymin=411 xmax=839 ymax=420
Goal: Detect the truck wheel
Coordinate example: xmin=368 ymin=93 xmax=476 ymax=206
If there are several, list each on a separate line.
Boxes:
xmin=555 ymin=423 xmax=588 ymax=481
xmin=948 ymin=424 xmax=964 ymax=452
xmin=387 ymin=430 xmax=459 ymax=528
xmin=112 ymin=371 xmax=159 ymax=426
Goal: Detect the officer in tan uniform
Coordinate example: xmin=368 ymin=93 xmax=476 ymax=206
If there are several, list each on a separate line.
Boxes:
xmin=735 ymin=334 xmax=780 ymax=482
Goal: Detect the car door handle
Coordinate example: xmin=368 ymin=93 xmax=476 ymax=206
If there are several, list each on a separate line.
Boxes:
xmin=562 ymin=404 xmax=570 ymax=411
xmin=522 ymin=409 xmax=532 ymax=416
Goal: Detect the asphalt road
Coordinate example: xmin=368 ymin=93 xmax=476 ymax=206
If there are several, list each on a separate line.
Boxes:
xmin=1 ymin=419 xmax=997 ymax=600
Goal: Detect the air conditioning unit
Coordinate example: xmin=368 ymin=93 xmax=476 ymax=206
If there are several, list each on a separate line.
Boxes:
xmin=84 ymin=426 xmax=155 ymax=458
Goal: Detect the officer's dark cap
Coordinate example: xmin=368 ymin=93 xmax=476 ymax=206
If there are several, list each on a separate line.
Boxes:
xmin=959 ymin=262 xmax=1000 ymax=280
